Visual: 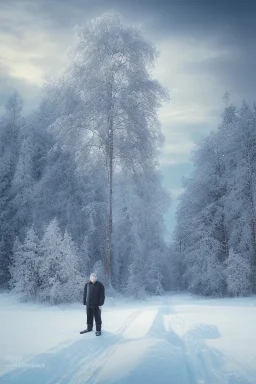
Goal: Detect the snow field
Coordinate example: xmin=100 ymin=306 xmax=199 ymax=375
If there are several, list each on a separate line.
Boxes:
xmin=0 ymin=292 xmax=256 ymax=383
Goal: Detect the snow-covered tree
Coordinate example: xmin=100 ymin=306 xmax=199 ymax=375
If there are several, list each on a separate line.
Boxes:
xmin=112 ymin=168 xmax=170 ymax=296
xmin=38 ymin=218 xmax=65 ymax=304
xmin=173 ymin=95 xmax=256 ymax=296
xmin=9 ymin=226 xmax=42 ymax=300
xmin=225 ymin=248 xmax=251 ymax=296
xmin=45 ymin=11 xmax=170 ymax=284
xmin=53 ymin=228 xmax=84 ymax=303
xmin=8 ymin=236 xmax=24 ymax=295
xmin=38 ymin=218 xmax=84 ymax=304
xmin=0 ymin=91 xmax=24 ymax=287
xmin=174 ymin=130 xmax=228 ymax=296
xmin=11 ymin=128 xmax=35 ymax=240
xmin=226 ymin=102 xmax=256 ymax=291
xmin=145 ymin=249 xmax=165 ymax=295
xmin=125 ymin=262 xmax=148 ymax=300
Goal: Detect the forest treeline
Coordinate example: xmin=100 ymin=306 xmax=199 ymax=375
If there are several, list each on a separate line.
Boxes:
xmin=0 ymin=12 xmax=255 ymax=303
xmin=0 ymin=12 xmax=171 ymax=303
xmin=170 ymin=95 xmax=256 ymax=297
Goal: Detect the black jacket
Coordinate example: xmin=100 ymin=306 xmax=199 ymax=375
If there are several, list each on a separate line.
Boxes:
xmin=83 ymin=280 xmax=105 ymax=307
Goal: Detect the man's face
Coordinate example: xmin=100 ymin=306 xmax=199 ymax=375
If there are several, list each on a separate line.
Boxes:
xmin=90 ymin=275 xmax=96 ymax=283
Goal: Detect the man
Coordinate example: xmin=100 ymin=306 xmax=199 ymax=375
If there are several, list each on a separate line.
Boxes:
xmin=80 ymin=273 xmax=105 ymax=336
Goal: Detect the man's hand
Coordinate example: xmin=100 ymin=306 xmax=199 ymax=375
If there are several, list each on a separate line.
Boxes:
xmin=99 ymin=306 xmax=102 ymax=311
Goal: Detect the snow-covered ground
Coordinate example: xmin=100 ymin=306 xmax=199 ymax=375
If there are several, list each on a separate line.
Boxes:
xmin=0 ymin=291 xmax=256 ymax=384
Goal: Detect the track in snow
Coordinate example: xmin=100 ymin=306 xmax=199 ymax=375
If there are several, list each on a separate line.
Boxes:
xmin=0 ymin=295 xmax=255 ymax=384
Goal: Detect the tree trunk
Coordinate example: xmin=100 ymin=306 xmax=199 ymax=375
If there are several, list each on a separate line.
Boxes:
xmin=105 ymin=128 xmax=113 ymax=283
xmin=105 ymin=73 xmax=114 ymax=285
xmin=216 ymin=148 xmax=229 ymax=262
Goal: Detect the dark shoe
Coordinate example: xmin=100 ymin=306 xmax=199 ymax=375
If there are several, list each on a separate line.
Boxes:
xmin=80 ymin=329 xmax=92 ymax=334
xmin=95 ymin=330 xmax=101 ymax=336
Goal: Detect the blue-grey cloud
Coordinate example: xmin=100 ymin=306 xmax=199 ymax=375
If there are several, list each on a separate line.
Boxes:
xmin=0 ymin=62 xmax=41 ymax=114
xmin=30 ymin=0 xmax=256 ymax=42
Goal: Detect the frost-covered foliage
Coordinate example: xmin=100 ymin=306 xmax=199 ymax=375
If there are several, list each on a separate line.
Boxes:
xmin=9 ymin=226 xmax=41 ymax=300
xmin=0 ymin=91 xmax=26 ymax=287
xmin=171 ymin=94 xmax=256 ymax=297
xmin=9 ymin=219 xmax=84 ymax=304
xmin=111 ymin=167 xmax=170 ymax=296
xmin=224 ymin=248 xmax=251 ymax=296
xmin=1 ymin=12 xmax=171 ymax=301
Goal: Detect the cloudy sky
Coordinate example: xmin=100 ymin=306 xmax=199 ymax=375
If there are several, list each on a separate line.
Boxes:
xmin=1 ymin=0 xmax=256 ymax=240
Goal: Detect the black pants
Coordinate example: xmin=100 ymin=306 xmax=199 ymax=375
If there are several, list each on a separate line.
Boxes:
xmin=86 ymin=306 xmax=102 ymax=331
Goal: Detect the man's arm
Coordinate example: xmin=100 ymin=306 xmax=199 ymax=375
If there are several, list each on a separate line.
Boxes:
xmin=83 ymin=283 xmax=87 ymax=305
xmin=99 ymin=283 xmax=105 ymax=306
